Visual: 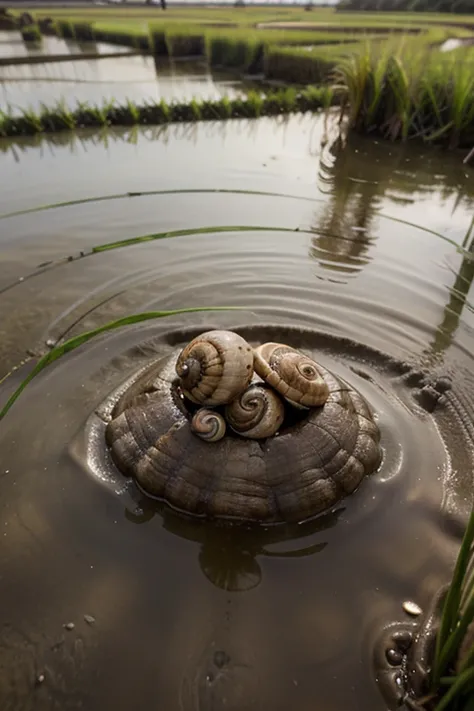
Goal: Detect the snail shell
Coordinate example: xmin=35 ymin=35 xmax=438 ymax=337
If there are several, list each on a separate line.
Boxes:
xmin=226 ymin=383 xmax=285 ymax=439
xmin=253 ymin=342 xmax=329 ymax=408
xmin=176 ymin=330 xmax=254 ymax=406
xmin=191 ymin=408 xmax=226 ymax=442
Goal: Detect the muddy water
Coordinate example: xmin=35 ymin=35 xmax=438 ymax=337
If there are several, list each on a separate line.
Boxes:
xmin=0 ymin=114 xmax=474 ymax=711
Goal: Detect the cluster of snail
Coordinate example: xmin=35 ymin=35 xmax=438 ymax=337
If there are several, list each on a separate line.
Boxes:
xmin=175 ymin=330 xmax=330 ymax=442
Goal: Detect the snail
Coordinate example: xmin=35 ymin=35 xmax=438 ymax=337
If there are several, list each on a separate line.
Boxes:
xmin=191 ymin=408 xmax=226 ymax=442
xmin=253 ymin=342 xmax=329 ymax=408
xmin=176 ymin=330 xmax=254 ymax=406
xmin=104 ymin=337 xmax=382 ymax=524
xmin=225 ymin=383 xmax=285 ymax=439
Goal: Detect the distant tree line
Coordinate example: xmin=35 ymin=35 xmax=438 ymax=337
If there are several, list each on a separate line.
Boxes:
xmin=338 ymin=0 xmax=474 ymax=12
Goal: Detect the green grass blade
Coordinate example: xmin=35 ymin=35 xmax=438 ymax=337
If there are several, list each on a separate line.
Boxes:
xmin=0 ymin=307 xmax=244 ymax=421
xmin=432 ymin=507 xmax=474 ymax=686
xmin=434 ymin=667 xmax=474 ymax=711
xmin=91 ymin=225 xmax=298 ymax=254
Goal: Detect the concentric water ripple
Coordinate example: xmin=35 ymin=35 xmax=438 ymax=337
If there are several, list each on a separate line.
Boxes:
xmin=0 ymin=115 xmax=473 ymax=711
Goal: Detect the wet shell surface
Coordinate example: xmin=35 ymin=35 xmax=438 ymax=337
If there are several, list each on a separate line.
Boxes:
xmin=175 ymin=330 xmax=254 ymax=406
xmin=105 ymin=342 xmax=382 ymax=524
xmin=253 ymin=342 xmax=330 ymax=407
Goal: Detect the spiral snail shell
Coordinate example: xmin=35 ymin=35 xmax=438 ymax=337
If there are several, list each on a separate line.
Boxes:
xmin=103 ymin=336 xmax=382 ymax=525
xmin=176 ymin=330 xmax=254 ymax=406
xmin=191 ymin=408 xmax=226 ymax=442
xmin=225 ymin=383 xmax=285 ymax=440
xmin=253 ymin=342 xmax=329 ymax=408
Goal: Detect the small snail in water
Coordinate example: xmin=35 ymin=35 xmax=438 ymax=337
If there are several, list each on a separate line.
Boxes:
xmin=191 ymin=408 xmax=226 ymax=442
xmin=226 ymin=383 xmax=285 ymax=439
xmin=104 ymin=329 xmax=382 ymax=523
xmin=253 ymin=342 xmax=329 ymax=408
xmin=176 ymin=330 xmax=254 ymax=406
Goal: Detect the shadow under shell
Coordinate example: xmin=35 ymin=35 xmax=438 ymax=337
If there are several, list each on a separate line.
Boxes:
xmin=102 ymin=348 xmax=382 ymax=524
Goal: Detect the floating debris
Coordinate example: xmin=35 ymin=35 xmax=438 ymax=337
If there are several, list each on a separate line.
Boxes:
xmin=63 ymin=621 xmax=75 ymax=630
xmin=36 ymin=673 xmax=45 ymax=685
xmin=403 ymin=601 xmax=422 ymax=617
xmin=84 ymin=614 xmax=96 ymax=625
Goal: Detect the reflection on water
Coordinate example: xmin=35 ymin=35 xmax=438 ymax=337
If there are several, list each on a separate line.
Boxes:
xmin=427 ymin=220 xmax=474 ymax=359
xmin=0 ymin=33 xmax=250 ymax=110
xmin=0 ymin=30 xmax=131 ymax=59
xmin=0 ymin=113 xmax=474 ymax=711
xmin=125 ymin=491 xmax=342 ymax=591
xmin=310 ymin=136 xmax=378 ymax=275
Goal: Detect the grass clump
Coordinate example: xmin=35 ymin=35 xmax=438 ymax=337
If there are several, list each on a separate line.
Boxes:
xmin=264 ymin=43 xmax=361 ymax=85
xmin=426 ymin=507 xmax=474 ymax=711
xmin=206 ymin=31 xmax=264 ymax=73
xmin=0 ymin=87 xmax=334 ymax=138
xmin=20 ymin=23 xmax=42 ymax=43
xmin=93 ymin=22 xmax=150 ymax=51
xmin=0 ymin=10 xmax=17 ymax=30
xmin=164 ymin=27 xmax=206 ymax=58
xmin=56 ymin=20 xmax=75 ymax=39
xmin=148 ymin=22 xmax=167 ymax=55
xmin=335 ymin=40 xmax=474 ymax=148
xmin=70 ymin=22 xmax=95 ymax=42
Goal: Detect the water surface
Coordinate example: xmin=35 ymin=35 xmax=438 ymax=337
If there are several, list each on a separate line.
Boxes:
xmin=0 ymin=114 xmax=473 ymax=711
xmin=0 ymin=32 xmax=248 ymax=110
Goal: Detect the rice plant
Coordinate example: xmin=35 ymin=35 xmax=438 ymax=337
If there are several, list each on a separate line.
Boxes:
xmin=0 ymin=88 xmax=334 ymax=138
xmin=40 ymin=100 xmax=76 ymax=131
xmin=334 ymin=39 xmax=474 ymax=148
xmin=165 ymin=27 xmax=206 ymax=58
xmin=264 ymin=44 xmax=355 ymax=85
xmin=0 ymin=308 xmax=244 ymax=422
xmin=148 ymin=22 xmax=167 ymax=55
xmin=57 ymin=20 xmax=75 ymax=39
xmin=20 ymin=23 xmax=42 ymax=43
xmin=206 ymin=32 xmax=264 ymax=73
xmin=428 ymin=507 xmax=474 ymax=711
xmin=72 ymin=22 xmax=95 ymax=42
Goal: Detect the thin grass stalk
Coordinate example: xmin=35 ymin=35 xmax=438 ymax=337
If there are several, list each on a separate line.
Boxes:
xmin=0 ymin=307 xmax=245 ymax=421
xmin=386 ymin=55 xmax=412 ymax=140
xmin=434 ymin=667 xmax=474 ymax=711
xmin=432 ymin=508 xmax=474 ymax=687
xmin=435 ymin=593 xmax=474 ymax=685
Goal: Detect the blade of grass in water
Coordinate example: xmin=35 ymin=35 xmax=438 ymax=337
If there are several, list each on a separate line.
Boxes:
xmin=434 ymin=667 xmax=474 ymax=711
xmin=432 ymin=507 xmax=474 ymax=687
xmin=435 ymin=593 xmax=474 ymax=688
xmin=0 ymin=307 xmax=244 ymax=421
xmin=91 ymin=225 xmax=297 ymax=253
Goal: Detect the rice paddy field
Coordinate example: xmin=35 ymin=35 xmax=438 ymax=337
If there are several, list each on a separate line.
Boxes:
xmin=1 ymin=4 xmax=474 ymax=711
xmin=1 ymin=3 xmax=474 ymax=147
